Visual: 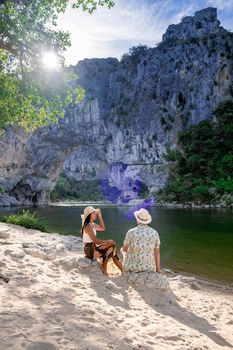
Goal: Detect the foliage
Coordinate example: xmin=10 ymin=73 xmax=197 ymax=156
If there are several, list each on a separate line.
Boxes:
xmin=0 ymin=185 xmax=4 ymax=193
xmin=163 ymin=148 xmax=182 ymax=162
xmin=160 ymin=101 xmax=233 ymax=203
xmin=50 ymin=175 xmax=105 ymax=201
xmin=138 ymin=181 xmax=149 ymax=198
xmin=51 ymin=174 xmax=149 ymax=202
xmin=5 ymin=209 xmax=48 ymax=231
xmin=121 ymin=44 xmax=148 ymax=71
xmin=0 ymin=0 xmax=114 ymax=133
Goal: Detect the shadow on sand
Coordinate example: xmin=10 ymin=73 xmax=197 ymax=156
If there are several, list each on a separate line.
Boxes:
xmin=81 ymin=266 xmax=232 ymax=348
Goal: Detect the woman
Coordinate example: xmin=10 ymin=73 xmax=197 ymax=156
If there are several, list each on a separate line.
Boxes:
xmin=81 ymin=206 xmax=123 ymax=275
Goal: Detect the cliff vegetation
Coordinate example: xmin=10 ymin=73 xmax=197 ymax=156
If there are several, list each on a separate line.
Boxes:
xmin=159 ymin=101 xmax=233 ymax=205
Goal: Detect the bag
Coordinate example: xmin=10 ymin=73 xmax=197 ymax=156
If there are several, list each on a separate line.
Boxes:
xmin=84 ymin=242 xmax=95 ymax=259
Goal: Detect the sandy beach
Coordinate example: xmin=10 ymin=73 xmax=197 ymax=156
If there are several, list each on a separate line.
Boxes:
xmin=0 ymin=221 xmax=233 ymax=350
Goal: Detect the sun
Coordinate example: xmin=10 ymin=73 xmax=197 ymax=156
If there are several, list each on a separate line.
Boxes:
xmin=42 ymin=52 xmax=59 ymax=69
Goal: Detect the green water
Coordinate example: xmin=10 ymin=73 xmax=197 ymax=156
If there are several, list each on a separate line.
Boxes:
xmin=1 ymin=205 xmax=233 ymax=283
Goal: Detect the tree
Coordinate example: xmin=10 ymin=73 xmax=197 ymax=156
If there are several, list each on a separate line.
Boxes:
xmin=0 ymin=0 xmax=114 ymax=133
xmin=160 ymin=100 xmax=233 ymax=203
xmin=121 ymin=44 xmax=148 ymax=71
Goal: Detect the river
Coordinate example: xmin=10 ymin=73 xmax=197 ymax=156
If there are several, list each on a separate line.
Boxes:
xmin=1 ymin=205 xmax=233 ymax=284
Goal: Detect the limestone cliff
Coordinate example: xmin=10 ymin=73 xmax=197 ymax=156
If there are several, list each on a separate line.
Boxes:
xmin=0 ymin=7 xmax=233 ymax=206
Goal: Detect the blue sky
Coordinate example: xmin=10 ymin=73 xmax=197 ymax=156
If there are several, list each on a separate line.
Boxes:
xmin=58 ymin=0 xmax=233 ymax=65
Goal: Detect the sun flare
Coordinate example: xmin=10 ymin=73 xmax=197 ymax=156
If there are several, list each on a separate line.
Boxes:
xmin=42 ymin=52 xmax=59 ymax=69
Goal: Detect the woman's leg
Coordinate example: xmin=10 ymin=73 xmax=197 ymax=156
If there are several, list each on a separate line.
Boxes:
xmin=97 ymin=243 xmax=122 ymax=275
xmin=98 ymin=246 xmax=114 ymax=275
xmin=112 ymin=255 xmax=123 ymax=272
xmin=99 ymin=256 xmax=108 ymax=275
xmin=102 ymin=258 xmax=108 ymax=274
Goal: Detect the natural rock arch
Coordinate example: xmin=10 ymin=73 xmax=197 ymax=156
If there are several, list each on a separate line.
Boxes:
xmin=0 ymin=100 xmax=111 ymax=206
xmin=1 ymin=8 xmax=233 ymax=206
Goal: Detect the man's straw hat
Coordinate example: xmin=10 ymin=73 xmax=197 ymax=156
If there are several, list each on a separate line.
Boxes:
xmin=134 ymin=208 xmax=152 ymax=224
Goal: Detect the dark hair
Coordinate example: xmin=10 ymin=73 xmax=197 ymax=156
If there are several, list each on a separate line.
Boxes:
xmin=81 ymin=214 xmax=91 ymax=235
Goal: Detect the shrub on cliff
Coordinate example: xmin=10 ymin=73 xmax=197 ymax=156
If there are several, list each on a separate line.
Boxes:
xmin=121 ymin=45 xmax=148 ymax=72
xmin=160 ymin=100 xmax=233 ymax=204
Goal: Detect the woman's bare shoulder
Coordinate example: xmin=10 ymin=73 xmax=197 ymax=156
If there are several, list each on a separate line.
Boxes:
xmin=85 ymin=223 xmax=94 ymax=233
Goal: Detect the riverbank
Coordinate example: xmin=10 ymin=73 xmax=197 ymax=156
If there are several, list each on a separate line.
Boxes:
xmin=50 ymin=199 xmax=233 ymax=209
xmin=1 ymin=222 xmax=233 ymax=350
xmin=1 ymin=195 xmax=232 ymax=209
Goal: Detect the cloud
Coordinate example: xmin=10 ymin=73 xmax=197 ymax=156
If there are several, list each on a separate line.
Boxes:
xmin=57 ymin=0 xmax=233 ymax=65
xmin=206 ymin=0 xmax=233 ymax=10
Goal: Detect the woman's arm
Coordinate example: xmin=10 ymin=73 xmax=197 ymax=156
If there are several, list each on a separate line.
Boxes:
xmin=93 ymin=209 xmax=105 ymax=232
xmin=154 ymin=247 xmax=161 ymax=273
xmin=85 ymin=224 xmax=113 ymax=245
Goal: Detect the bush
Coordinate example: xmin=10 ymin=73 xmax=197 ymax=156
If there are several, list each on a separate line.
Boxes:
xmin=163 ymin=148 xmax=182 ymax=162
xmin=191 ymin=185 xmax=211 ymax=202
xmin=5 ymin=210 xmax=48 ymax=232
xmin=121 ymin=45 xmax=148 ymax=72
xmin=50 ymin=176 xmax=105 ymax=201
xmin=138 ymin=182 xmax=149 ymax=198
xmin=214 ymin=178 xmax=233 ymax=194
xmin=50 ymin=176 xmax=71 ymax=200
xmin=0 ymin=186 xmax=4 ymax=194
xmin=160 ymin=101 xmax=233 ymax=204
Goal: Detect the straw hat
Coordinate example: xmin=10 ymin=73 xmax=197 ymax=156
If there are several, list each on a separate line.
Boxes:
xmin=81 ymin=206 xmax=96 ymax=226
xmin=134 ymin=208 xmax=152 ymax=224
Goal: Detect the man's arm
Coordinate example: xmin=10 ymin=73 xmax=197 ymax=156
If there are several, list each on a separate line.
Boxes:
xmin=122 ymin=245 xmax=128 ymax=252
xmin=154 ymin=247 xmax=161 ymax=273
xmin=122 ymin=230 xmax=131 ymax=253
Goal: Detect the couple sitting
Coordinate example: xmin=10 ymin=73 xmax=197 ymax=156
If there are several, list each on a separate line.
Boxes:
xmin=81 ymin=206 xmax=161 ymax=276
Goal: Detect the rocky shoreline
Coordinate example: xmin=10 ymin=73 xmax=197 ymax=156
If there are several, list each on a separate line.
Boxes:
xmin=49 ymin=199 xmax=233 ymax=210
xmin=0 ymin=195 xmax=232 ymax=209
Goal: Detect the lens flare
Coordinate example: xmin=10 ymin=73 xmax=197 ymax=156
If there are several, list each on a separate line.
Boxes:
xmin=42 ymin=52 xmax=59 ymax=69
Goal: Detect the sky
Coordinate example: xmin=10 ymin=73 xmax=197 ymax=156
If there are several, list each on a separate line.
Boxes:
xmin=57 ymin=0 xmax=233 ymax=65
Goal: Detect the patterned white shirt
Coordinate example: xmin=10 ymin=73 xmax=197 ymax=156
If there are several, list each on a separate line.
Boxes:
xmin=123 ymin=224 xmax=160 ymax=273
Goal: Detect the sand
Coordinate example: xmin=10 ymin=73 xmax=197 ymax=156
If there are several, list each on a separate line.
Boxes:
xmin=0 ymin=222 xmax=233 ymax=350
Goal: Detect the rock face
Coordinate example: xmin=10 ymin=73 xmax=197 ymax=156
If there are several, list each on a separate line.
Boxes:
xmin=0 ymin=7 xmax=233 ymax=206
xmin=162 ymin=7 xmax=221 ymax=41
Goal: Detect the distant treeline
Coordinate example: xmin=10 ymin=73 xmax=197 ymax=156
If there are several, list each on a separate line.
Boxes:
xmin=50 ymin=178 xmax=105 ymax=202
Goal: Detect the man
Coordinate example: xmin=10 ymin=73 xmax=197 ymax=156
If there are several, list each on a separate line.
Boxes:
xmin=122 ymin=208 xmax=161 ymax=273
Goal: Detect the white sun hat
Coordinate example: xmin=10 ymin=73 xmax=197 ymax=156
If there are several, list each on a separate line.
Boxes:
xmin=134 ymin=208 xmax=152 ymax=224
xmin=81 ymin=206 xmax=96 ymax=226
